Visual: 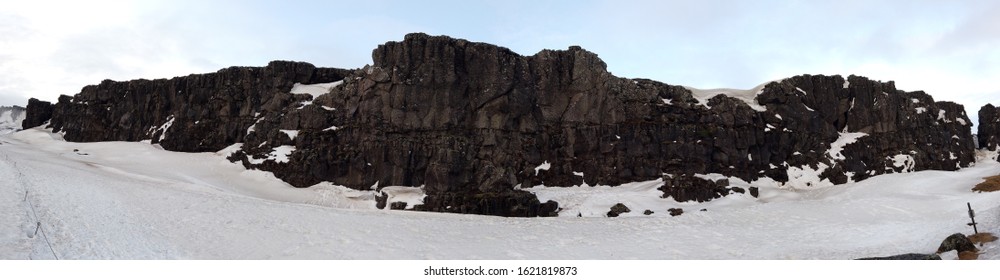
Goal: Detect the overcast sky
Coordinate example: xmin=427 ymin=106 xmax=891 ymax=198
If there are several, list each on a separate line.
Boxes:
xmin=1 ymin=0 xmax=998 ymax=126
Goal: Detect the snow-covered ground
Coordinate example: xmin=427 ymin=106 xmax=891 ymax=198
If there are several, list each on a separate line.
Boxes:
xmin=1 ymin=128 xmax=999 ymax=259
xmin=0 ymin=108 xmax=25 ymax=135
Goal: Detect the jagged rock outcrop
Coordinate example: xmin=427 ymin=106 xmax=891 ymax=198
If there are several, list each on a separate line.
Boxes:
xmin=659 ymin=174 xmax=733 ymax=202
xmin=979 ymin=104 xmax=999 ymax=151
xmin=21 ymin=98 xmax=52 ymax=129
xmin=25 ymin=33 xmax=978 ymax=216
xmin=45 ymin=61 xmax=351 ymax=152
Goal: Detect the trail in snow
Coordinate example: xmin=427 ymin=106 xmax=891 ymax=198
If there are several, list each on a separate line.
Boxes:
xmin=1 ymin=128 xmax=999 ymax=259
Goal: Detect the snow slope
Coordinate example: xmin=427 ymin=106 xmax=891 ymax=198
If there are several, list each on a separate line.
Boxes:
xmin=0 ymin=108 xmax=26 ymax=135
xmin=1 ymin=128 xmax=999 ymax=259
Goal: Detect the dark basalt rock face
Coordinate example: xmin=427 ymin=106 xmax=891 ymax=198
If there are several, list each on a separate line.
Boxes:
xmin=979 ymin=104 xmax=999 ymax=152
xmin=26 ymin=33 xmax=978 ymax=216
xmin=22 ymin=98 xmax=52 ymax=129
xmin=44 ymin=61 xmax=351 ymax=152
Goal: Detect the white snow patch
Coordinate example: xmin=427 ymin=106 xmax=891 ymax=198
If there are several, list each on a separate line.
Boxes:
xmin=323 ymin=125 xmax=339 ymax=131
xmin=249 ymin=145 xmax=296 ymax=164
xmin=279 ymin=129 xmax=299 ymax=140
xmin=246 ymin=117 xmax=264 ymax=135
xmin=291 ymin=80 xmax=344 ymax=108
xmin=938 ymin=110 xmax=950 ymax=123
xmin=827 ymin=132 xmax=868 ymax=161
xmin=378 ymin=186 xmax=427 ymax=210
xmin=842 ymin=79 xmax=850 ymax=88
xmin=803 ymin=104 xmax=816 ymax=112
xmin=795 ymin=87 xmax=807 ymax=94
xmin=915 ymin=107 xmax=927 ymax=114
xmin=785 ymin=163 xmax=833 ymax=190
xmin=887 ymin=154 xmax=916 ymax=173
xmin=155 ymin=115 xmax=176 ymax=141
xmin=534 ymin=161 xmax=551 ymax=176
xmin=911 ymin=98 xmax=920 ymax=103
xmin=684 ymin=82 xmax=769 ymax=112
xmin=573 ymin=171 xmax=584 ymax=177
xmin=216 ymin=143 xmax=243 ymax=158
xmin=290 ymin=81 xmax=343 ymax=99
xmin=661 ymin=98 xmax=673 ymax=105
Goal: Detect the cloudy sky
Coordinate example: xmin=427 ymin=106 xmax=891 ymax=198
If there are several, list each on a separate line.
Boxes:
xmin=1 ymin=0 xmax=998 ymax=126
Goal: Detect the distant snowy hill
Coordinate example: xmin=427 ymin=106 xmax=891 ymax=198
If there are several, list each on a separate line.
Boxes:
xmin=1 ymin=127 xmax=998 ymax=259
xmin=0 ymin=106 xmax=26 ymax=135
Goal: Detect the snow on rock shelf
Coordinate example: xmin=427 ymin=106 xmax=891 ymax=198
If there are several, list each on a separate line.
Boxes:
xmin=684 ymin=82 xmax=770 ymax=111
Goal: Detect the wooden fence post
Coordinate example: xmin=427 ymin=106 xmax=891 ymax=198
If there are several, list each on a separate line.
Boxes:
xmin=967 ymin=202 xmax=979 ymax=235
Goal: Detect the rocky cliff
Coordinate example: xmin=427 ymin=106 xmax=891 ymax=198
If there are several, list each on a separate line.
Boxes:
xmin=43 ymin=61 xmax=351 ymax=152
xmin=980 ymin=104 xmax=999 ymax=155
xmin=22 ymin=98 xmax=53 ymax=129
xmin=26 ymin=33 xmax=977 ymax=217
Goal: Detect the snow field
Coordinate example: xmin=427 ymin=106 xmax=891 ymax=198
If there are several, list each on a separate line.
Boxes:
xmin=1 ymin=128 xmax=999 ymax=259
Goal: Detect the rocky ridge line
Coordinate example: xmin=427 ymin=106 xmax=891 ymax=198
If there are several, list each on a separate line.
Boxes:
xmin=24 ymin=33 xmax=977 ymax=217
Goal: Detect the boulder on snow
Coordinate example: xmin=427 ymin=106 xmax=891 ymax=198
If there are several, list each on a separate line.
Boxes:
xmin=936 ymin=233 xmax=977 ymax=254
xmin=668 ymin=208 xmax=684 ymax=216
xmin=607 ymin=203 xmax=630 ymax=217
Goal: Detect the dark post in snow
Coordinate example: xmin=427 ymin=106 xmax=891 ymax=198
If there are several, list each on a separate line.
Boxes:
xmin=967 ymin=202 xmax=978 ymax=235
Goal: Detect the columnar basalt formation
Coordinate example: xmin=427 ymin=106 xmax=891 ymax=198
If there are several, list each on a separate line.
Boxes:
xmin=26 ymin=33 xmax=977 ymax=216
xmin=21 ymin=98 xmax=54 ymax=129
xmin=979 ymin=104 xmax=999 ymax=151
xmin=45 ymin=61 xmax=351 ymax=152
